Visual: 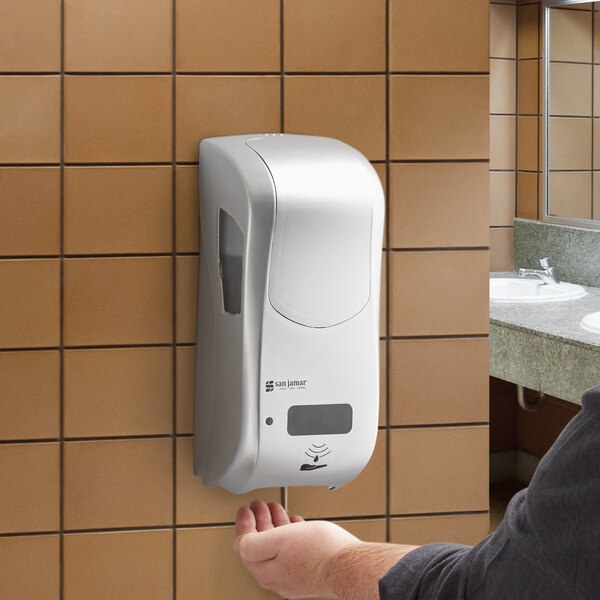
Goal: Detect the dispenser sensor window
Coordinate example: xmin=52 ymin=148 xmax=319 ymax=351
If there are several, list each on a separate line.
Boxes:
xmin=287 ymin=403 xmax=353 ymax=436
xmin=218 ymin=209 xmax=244 ymax=315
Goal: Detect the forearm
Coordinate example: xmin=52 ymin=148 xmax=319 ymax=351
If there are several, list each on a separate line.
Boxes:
xmin=325 ymin=542 xmax=419 ymax=600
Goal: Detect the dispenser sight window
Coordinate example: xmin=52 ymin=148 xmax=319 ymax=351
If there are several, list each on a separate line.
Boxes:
xmin=287 ymin=404 xmax=353 ymax=436
xmin=218 ymin=209 xmax=244 ymax=315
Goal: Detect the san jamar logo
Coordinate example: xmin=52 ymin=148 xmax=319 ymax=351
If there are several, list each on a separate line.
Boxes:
xmin=265 ymin=378 xmax=307 ymax=392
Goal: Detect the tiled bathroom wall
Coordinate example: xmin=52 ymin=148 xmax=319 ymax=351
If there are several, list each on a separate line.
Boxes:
xmin=0 ymin=2 xmax=490 ymax=598
xmin=490 ymin=0 xmax=518 ymax=271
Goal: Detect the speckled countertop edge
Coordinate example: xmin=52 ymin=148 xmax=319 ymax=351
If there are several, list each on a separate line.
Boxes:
xmin=490 ymin=272 xmax=600 ymax=352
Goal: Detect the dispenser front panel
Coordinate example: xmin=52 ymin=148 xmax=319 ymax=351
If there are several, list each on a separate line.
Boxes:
xmin=247 ymin=136 xmax=374 ymax=328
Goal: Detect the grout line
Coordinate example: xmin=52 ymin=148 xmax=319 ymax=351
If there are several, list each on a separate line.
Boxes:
xmin=388 ymin=334 xmax=489 ymax=341
xmin=171 ymin=1 xmax=178 ymax=597
xmin=387 ymin=423 xmax=489 ymax=431
xmin=388 ymin=246 xmax=489 ymax=252
xmin=59 ymin=1 xmax=65 ymax=598
xmin=385 ymin=0 xmax=391 ymax=546
xmin=0 ymin=252 xmax=200 ymax=260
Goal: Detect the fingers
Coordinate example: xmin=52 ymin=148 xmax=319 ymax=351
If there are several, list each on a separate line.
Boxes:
xmin=234 ymin=506 xmax=257 ymax=553
xmin=239 ymin=530 xmax=279 ymax=562
xmin=250 ymin=500 xmax=275 ymax=532
xmin=235 ymin=506 xmax=257 ymax=537
xmin=289 ymin=514 xmax=305 ymax=523
xmin=267 ymin=502 xmax=291 ymax=527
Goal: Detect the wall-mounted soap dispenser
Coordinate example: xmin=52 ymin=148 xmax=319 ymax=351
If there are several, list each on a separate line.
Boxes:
xmin=194 ymin=134 xmax=384 ymax=494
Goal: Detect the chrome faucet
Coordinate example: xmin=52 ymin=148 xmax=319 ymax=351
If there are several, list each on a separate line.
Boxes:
xmin=519 ymin=257 xmax=560 ymax=285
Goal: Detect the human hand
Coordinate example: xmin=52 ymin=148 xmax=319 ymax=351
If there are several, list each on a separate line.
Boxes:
xmin=233 ymin=500 xmax=361 ymax=599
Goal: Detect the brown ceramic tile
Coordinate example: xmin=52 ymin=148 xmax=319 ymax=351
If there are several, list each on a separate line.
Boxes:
xmin=285 ymin=0 xmax=385 ymax=72
xmin=550 ymin=8 xmax=592 ymax=63
xmin=518 ymin=59 xmax=541 ymax=116
xmin=0 ymin=351 xmax=60 ymax=440
xmin=379 ymin=340 xmax=387 ymax=427
xmin=0 ymin=77 xmax=60 ymax=163
xmin=595 ymin=14 xmax=600 ymax=63
xmin=518 ymin=4 xmax=540 ymax=60
xmin=490 ymin=4 xmax=517 ymax=59
xmin=517 ymin=116 xmax=540 ymax=172
xmin=332 ymin=519 xmax=387 ymax=543
xmin=372 ymin=163 xmax=388 ymax=248
xmin=548 ymin=117 xmax=591 ymax=170
xmin=176 ymin=438 xmax=280 ymax=524
xmin=63 ymin=530 xmax=172 ymax=600
xmin=391 ymin=0 xmax=488 ymax=72
xmin=176 ymin=166 xmax=199 ymax=253
xmin=64 ymin=347 xmax=173 ymax=438
xmin=594 ymin=65 xmax=600 ymax=117
xmin=517 ymin=171 xmax=540 ymax=220
xmin=390 ymin=427 xmax=489 ymax=514
xmin=595 ymin=119 xmax=600 ymax=170
xmin=490 ymin=171 xmax=516 ymax=227
xmin=176 ymin=255 xmax=198 ymax=344
xmin=490 ymin=59 xmax=516 ymax=115
xmin=176 ymin=0 xmax=279 ymax=72
xmin=64 ymin=166 xmax=172 ymax=255
xmin=177 ymin=527 xmax=279 ymax=600
xmin=287 ymin=431 xmax=386 ymax=519
xmin=176 ymin=346 xmax=196 ymax=434
xmin=0 ymin=443 xmax=60 ymax=533
xmin=548 ymin=172 xmax=592 ymax=220
xmin=593 ymin=173 xmax=600 ymax=218
xmin=64 ymin=76 xmax=172 ymax=162
xmin=176 ymin=76 xmax=281 ymax=162
xmin=490 ymin=115 xmax=516 ymax=171
xmin=0 ymin=259 xmax=60 ymax=348
xmin=389 ymin=76 xmax=489 ymax=160
xmin=65 ymin=0 xmax=171 ymax=72
xmin=285 ymin=76 xmax=386 ymax=161
xmin=0 ymin=168 xmax=60 ymax=256
xmin=390 ymin=514 xmax=489 ymax=546
xmin=550 ymin=63 xmax=592 ymax=117
xmin=0 ymin=535 xmax=60 ymax=600
xmin=389 ymin=163 xmax=489 ymax=248
xmin=63 ymin=257 xmax=173 ymax=346
xmin=0 ymin=1 xmax=60 ymax=72
xmin=489 ymin=228 xmax=515 ymax=272
xmin=389 ymin=339 xmax=489 ymax=426
xmin=389 ymin=251 xmax=489 ymax=337
xmin=380 ymin=253 xmax=387 ymax=338
xmin=64 ymin=438 xmax=172 ymax=529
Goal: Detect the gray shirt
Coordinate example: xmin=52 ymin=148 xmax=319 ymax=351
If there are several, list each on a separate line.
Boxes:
xmin=379 ymin=385 xmax=600 ymax=599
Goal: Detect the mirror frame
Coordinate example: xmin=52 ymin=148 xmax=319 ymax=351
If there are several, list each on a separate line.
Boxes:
xmin=543 ymin=0 xmax=600 ymax=229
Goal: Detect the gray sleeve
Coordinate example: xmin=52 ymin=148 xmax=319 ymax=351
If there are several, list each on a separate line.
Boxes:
xmin=378 ymin=385 xmax=600 ymax=600
xmin=379 ymin=543 xmax=471 ymax=600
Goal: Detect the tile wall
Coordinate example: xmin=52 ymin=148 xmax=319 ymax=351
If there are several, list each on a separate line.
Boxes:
xmin=490 ymin=0 xmax=518 ymax=271
xmin=0 ymin=1 xmax=490 ymax=598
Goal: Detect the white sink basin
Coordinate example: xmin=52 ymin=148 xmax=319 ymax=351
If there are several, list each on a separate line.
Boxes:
xmin=580 ymin=312 xmax=600 ymax=333
xmin=490 ymin=278 xmax=586 ymax=303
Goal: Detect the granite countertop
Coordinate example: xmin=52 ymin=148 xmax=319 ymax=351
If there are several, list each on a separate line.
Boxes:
xmin=490 ymin=272 xmax=600 ymax=352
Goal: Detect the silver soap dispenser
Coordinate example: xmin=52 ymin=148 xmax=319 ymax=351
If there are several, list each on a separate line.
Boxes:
xmin=194 ymin=134 xmax=384 ymax=494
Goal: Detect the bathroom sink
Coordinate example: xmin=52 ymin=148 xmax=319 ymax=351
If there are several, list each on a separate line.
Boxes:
xmin=490 ymin=278 xmax=586 ymax=303
xmin=580 ymin=312 xmax=600 ymax=333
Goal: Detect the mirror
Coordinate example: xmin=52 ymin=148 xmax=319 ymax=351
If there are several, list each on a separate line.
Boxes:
xmin=544 ymin=0 xmax=600 ymax=227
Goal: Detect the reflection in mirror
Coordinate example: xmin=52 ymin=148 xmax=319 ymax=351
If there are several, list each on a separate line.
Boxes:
xmin=544 ymin=0 xmax=600 ymax=227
